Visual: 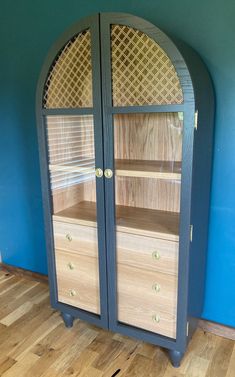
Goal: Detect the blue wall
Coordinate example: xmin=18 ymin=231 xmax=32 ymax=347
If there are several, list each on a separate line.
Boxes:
xmin=0 ymin=0 xmax=234 ymax=327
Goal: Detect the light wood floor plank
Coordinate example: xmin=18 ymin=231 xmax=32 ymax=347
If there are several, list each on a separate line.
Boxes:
xmin=225 ymin=344 xmax=235 ymax=377
xmin=0 ymin=301 xmax=34 ymax=326
xmin=0 ymin=355 xmax=16 ymax=375
xmin=1 ymin=353 xmax=40 ymax=377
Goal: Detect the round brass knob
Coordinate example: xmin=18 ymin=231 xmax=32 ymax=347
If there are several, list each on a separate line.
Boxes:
xmin=152 ymin=283 xmax=161 ymax=293
xmin=67 ymin=262 xmax=75 ymax=270
xmin=69 ymin=289 xmax=76 ymax=297
xmin=152 ymin=251 xmax=160 ymax=260
xmin=66 ymin=234 xmax=72 ymax=242
xmin=152 ymin=314 xmax=160 ymax=323
xmin=104 ymin=169 xmax=113 ymax=179
xmin=95 ymin=168 xmax=103 ymax=178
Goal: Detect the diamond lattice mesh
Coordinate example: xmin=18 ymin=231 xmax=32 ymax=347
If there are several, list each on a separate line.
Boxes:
xmin=43 ymin=30 xmax=93 ymax=108
xmin=111 ymin=25 xmax=183 ymax=106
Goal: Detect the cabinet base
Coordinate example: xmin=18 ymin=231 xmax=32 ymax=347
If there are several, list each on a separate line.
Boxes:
xmin=168 ymin=349 xmax=184 ymax=368
xmin=61 ymin=312 xmax=74 ymax=328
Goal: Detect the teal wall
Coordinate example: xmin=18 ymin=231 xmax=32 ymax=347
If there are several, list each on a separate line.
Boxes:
xmin=0 ymin=0 xmax=234 ymax=327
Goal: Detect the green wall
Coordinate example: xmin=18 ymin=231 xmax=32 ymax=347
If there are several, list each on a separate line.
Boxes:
xmin=0 ymin=0 xmax=235 ymax=326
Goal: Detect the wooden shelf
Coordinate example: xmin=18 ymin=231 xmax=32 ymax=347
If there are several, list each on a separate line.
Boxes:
xmin=115 ymin=159 xmax=181 ymax=180
xmin=53 ymin=201 xmax=179 ymax=241
xmin=49 ymin=159 xmax=181 ymax=180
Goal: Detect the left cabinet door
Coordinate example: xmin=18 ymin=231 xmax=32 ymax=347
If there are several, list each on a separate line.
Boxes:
xmin=37 ymin=15 xmax=108 ymax=326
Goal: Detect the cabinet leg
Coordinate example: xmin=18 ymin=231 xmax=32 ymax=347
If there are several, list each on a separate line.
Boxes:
xmin=168 ymin=349 xmax=184 ymax=368
xmin=61 ymin=312 xmax=74 ymax=328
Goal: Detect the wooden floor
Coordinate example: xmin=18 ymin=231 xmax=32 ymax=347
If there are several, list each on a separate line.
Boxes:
xmin=0 ymin=270 xmax=234 ymax=377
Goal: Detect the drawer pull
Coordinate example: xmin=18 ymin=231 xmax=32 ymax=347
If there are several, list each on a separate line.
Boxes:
xmin=152 ymin=283 xmax=161 ymax=293
xmin=69 ymin=289 xmax=76 ymax=297
xmin=152 ymin=251 xmax=160 ymax=260
xmin=66 ymin=234 xmax=72 ymax=242
xmin=152 ymin=314 xmax=160 ymax=323
xmin=67 ymin=262 xmax=75 ymax=270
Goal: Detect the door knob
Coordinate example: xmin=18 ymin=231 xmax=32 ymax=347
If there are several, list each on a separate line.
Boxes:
xmin=104 ymin=169 xmax=113 ymax=179
xmin=95 ymin=168 xmax=103 ymax=178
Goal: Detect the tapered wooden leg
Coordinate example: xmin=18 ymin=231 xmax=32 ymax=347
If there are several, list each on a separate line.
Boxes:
xmin=61 ymin=312 xmax=74 ymax=328
xmin=168 ymin=349 xmax=184 ymax=368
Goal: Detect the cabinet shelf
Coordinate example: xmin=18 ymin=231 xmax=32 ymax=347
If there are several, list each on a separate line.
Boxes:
xmin=49 ymin=159 xmax=181 ymax=180
xmin=53 ymin=201 xmax=179 ymax=241
xmin=115 ymin=159 xmax=181 ymax=180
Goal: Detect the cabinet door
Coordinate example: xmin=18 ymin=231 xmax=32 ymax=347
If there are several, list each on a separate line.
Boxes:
xmin=38 ymin=15 xmax=108 ymax=325
xmin=100 ymin=14 xmax=190 ymax=341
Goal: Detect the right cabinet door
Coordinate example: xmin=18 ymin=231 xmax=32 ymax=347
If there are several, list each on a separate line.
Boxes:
xmin=101 ymin=20 xmax=185 ymax=340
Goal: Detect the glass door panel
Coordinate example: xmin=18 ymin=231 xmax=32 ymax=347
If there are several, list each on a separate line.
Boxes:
xmin=46 ymin=115 xmax=97 ymax=222
xmin=114 ymin=112 xmax=183 ymax=338
xmin=46 ymin=114 xmax=100 ymax=314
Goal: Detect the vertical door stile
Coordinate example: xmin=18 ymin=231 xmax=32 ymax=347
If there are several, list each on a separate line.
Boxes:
xmin=90 ymin=14 xmax=109 ymax=326
xmin=99 ymin=14 xmax=118 ymax=330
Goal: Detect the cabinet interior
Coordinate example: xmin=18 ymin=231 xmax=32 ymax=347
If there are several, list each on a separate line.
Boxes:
xmin=47 ymin=112 xmax=182 ymax=241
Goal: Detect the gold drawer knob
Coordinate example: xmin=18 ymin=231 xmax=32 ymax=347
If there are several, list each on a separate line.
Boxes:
xmin=104 ymin=169 xmax=113 ymax=179
xmin=69 ymin=289 xmax=76 ymax=297
xmin=152 ymin=314 xmax=160 ymax=323
xmin=95 ymin=168 xmax=103 ymax=178
xmin=152 ymin=251 xmax=160 ymax=260
xmin=67 ymin=262 xmax=75 ymax=270
xmin=152 ymin=283 xmax=161 ymax=293
xmin=66 ymin=234 xmax=72 ymax=242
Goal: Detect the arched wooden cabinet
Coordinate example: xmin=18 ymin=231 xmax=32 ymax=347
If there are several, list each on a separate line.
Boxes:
xmin=36 ymin=13 xmax=214 ymax=367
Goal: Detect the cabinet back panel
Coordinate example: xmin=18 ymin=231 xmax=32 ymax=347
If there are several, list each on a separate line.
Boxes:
xmin=114 ymin=113 xmax=183 ymax=162
xmin=115 ymin=176 xmax=180 ymax=212
xmin=52 ymin=180 xmax=96 ymax=213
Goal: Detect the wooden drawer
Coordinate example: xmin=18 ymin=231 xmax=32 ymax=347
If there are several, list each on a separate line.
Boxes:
xmin=55 ymin=249 xmax=100 ymax=314
xmin=116 ymin=232 xmax=178 ymax=275
xmin=53 ymin=221 xmax=97 ymax=257
xmin=117 ymin=264 xmax=177 ymax=338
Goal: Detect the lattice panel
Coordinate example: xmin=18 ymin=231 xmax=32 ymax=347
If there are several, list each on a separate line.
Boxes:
xmin=44 ymin=30 xmax=93 ymax=108
xmin=111 ymin=25 xmax=183 ymax=106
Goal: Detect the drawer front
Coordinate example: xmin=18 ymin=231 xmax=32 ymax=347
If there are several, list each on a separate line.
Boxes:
xmin=55 ymin=249 xmax=100 ymax=314
xmin=117 ymin=232 xmax=178 ymax=275
xmin=117 ymin=264 xmax=177 ymax=338
xmin=53 ymin=221 xmax=97 ymax=257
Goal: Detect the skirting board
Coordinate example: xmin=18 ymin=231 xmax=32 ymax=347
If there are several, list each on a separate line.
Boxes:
xmin=0 ymin=262 xmax=48 ymax=284
xmin=199 ymin=319 xmax=235 ymax=341
xmin=0 ymin=262 xmax=234 ymax=340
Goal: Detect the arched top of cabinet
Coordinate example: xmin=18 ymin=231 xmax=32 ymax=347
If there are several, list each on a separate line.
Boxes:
xmin=36 ymin=12 xmax=214 ymax=114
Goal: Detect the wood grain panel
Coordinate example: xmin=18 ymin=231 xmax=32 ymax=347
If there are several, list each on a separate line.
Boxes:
xmin=55 ymin=249 xmax=100 ymax=314
xmin=114 ymin=113 xmax=183 ymax=162
xmin=53 ymin=221 xmax=98 ymax=257
xmin=117 ymin=264 xmax=177 ymax=338
xmin=116 ymin=232 xmax=179 ymax=275
xmin=115 ymin=176 xmax=181 ymax=213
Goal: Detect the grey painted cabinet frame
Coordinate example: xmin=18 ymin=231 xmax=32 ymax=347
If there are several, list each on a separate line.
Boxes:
xmin=36 ymin=13 xmax=214 ymax=367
